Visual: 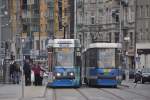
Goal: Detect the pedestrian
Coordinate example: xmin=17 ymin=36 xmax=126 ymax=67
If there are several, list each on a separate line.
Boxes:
xmin=134 ymin=69 xmax=142 ymax=83
xmin=32 ymin=63 xmax=42 ymax=86
xmin=10 ymin=61 xmax=15 ymax=83
xmin=39 ymin=63 xmax=45 ymax=85
xmin=13 ymin=62 xmax=21 ymax=84
xmin=23 ymin=59 xmax=31 ymax=86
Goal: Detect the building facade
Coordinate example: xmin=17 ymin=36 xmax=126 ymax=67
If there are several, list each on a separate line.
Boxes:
xmin=0 ymin=0 xmax=12 ymax=60
xmin=53 ymin=0 xmax=75 ymax=39
xmin=20 ymin=0 xmax=50 ymax=59
xmin=135 ymin=0 xmax=150 ymax=69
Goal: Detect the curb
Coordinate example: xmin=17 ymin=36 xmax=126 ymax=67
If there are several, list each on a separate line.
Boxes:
xmin=43 ymin=86 xmax=47 ymax=98
xmin=120 ymin=84 xmax=130 ymax=88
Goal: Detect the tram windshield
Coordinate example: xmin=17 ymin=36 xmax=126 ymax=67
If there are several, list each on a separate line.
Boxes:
xmin=54 ymin=48 xmax=74 ymax=67
xmin=97 ymin=49 xmax=115 ymax=68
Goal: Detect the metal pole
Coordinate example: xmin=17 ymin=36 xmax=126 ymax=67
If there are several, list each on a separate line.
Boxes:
xmin=74 ymin=0 xmax=77 ymax=39
xmin=39 ymin=0 xmax=41 ymax=57
xmin=119 ymin=1 xmax=122 ymax=65
xmin=134 ymin=0 xmax=137 ymax=69
xmin=0 ymin=3 xmax=2 ymax=59
xmin=30 ymin=0 xmax=32 ymax=50
xmin=21 ymin=38 xmax=24 ymax=98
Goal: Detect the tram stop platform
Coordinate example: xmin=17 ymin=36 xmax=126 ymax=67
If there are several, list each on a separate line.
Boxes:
xmin=0 ymin=84 xmax=46 ymax=100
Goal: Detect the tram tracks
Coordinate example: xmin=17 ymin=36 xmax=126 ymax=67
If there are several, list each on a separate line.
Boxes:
xmin=75 ymin=89 xmax=90 ymax=100
xmin=97 ymin=88 xmax=126 ymax=100
xmin=119 ymin=87 xmax=150 ymax=99
xmin=52 ymin=89 xmax=57 ymax=100
xmin=52 ymin=88 xmax=91 ymax=100
xmin=97 ymin=87 xmax=150 ymax=100
xmin=51 ymin=87 xmax=150 ymax=100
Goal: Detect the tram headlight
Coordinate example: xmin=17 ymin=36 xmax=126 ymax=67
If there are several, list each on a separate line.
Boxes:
xmin=56 ymin=73 xmax=61 ymax=77
xmin=69 ymin=72 xmax=74 ymax=76
xmin=68 ymin=72 xmax=74 ymax=77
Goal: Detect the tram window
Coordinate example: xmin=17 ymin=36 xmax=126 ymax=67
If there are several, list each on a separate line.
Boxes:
xmin=55 ymin=48 xmax=74 ymax=67
xmin=97 ymin=49 xmax=115 ymax=68
xmin=86 ymin=49 xmax=98 ymax=67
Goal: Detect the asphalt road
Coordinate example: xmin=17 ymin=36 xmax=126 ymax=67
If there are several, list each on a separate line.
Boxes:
xmin=45 ymin=84 xmax=150 ymax=100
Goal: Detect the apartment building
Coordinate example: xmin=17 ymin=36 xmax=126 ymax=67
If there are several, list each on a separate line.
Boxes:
xmin=21 ymin=0 xmax=50 ymax=59
xmin=135 ymin=0 xmax=150 ymax=68
xmin=53 ymin=0 xmax=75 ymax=39
xmin=0 ymin=0 xmax=12 ymax=59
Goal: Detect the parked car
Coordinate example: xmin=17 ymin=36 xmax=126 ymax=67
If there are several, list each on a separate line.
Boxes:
xmin=141 ymin=68 xmax=150 ymax=84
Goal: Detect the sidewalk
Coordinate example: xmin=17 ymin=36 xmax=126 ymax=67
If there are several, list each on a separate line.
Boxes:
xmin=0 ymin=84 xmax=46 ymax=100
xmin=121 ymin=79 xmax=136 ymax=88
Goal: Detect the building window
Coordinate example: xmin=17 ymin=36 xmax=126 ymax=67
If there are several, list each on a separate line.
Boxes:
xmin=146 ymin=5 xmax=149 ymax=17
xmin=36 ymin=40 xmax=40 ymax=50
xmin=23 ymin=24 xmax=27 ymax=32
xmin=140 ymin=28 xmax=143 ymax=41
xmin=115 ymin=32 xmax=119 ymax=43
xmin=91 ymin=16 xmax=95 ymax=24
xmin=140 ymin=5 xmax=143 ymax=17
xmin=90 ymin=0 xmax=96 ymax=4
xmin=41 ymin=40 xmax=43 ymax=49
xmin=130 ymin=32 xmax=133 ymax=46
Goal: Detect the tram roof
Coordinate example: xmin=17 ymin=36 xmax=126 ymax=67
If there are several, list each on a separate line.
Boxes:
xmin=53 ymin=39 xmax=80 ymax=44
xmin=47 ymin=39 xmax=81 ymax=48
xmin=83 ymin=43 xmax=122 ymax=52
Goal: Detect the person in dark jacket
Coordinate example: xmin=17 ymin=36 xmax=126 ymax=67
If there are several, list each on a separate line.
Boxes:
xmin=10 ymin=61 xmax=15 ymax=83
xmin=23 ymin=59 xmax=31 ymax=86
xmin=13 ymin=62 xmax=21 ymax=84
xmin=134 ymin=70 xmax=142 ymax=83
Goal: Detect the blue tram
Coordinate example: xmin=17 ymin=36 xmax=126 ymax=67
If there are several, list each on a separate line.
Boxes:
xmin=47 ymin=39 xmax=81 ymax=87
xmin=83 ymin=43 xmax=122 ymax=87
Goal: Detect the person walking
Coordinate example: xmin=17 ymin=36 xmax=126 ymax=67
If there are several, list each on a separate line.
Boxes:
xmin=23 ymin=59 xmax=31 ymax=86
xmin=13 ymin=62 xmax=21 ymax=84
xmin=10 ymin=61 xmax=15 ymax=83
xmin=134 ymin=69 xmax=142 ymax=83
xmin=32 ymin=62 xmax=45 ymax=86
xmin=32 ymin=63 xmax=41 ymax=86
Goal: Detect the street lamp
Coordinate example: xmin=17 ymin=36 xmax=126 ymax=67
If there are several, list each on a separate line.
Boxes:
xmin=20 ymin=37 xmax=25 ymax=99
xmin=124 ymin=36 xmax=130 ymax=81
xmin=119 ymin=0 xmax=130 ymax=81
